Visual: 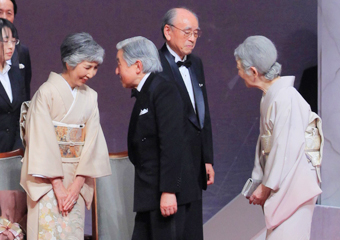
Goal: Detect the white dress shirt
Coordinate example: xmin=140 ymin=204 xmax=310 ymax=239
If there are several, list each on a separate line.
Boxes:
xmin=166 ymin=44 xmax=196 ymax=111
xmin=0 ymin=61 xmax=13 ymax=103
xmin=137 ymin=72 xmax=151 ymax=92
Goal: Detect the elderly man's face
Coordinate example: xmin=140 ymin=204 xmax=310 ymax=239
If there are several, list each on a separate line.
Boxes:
xmin=0 ymin=0 xmax=14 ymax=23
xmin=164 ymin=9 xmax=199 ymax=59
xmin=116 ymin=49 xmax=139 ymax=89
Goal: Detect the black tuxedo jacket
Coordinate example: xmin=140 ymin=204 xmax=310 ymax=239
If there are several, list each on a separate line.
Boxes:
xmin=158 ymin=44 xmax=214 ymax=199
xmin=11 ymin=43 xmax=31 ymax=100
xmin=128 ymin=73 xmax=186 ymax=212
xmin=0 ymin=65 xmax=26 ymax=152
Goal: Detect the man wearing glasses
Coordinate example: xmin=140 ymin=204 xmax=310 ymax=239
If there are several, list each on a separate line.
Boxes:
xmin=158 ymin=7 xmax=215 ymax=240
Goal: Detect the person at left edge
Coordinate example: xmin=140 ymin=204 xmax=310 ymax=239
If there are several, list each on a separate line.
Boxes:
xmin=20 ymin=32 xmax=111 ymax=239
xmin=0 ymin=18 xmax=25 ymax=153
xmin=0 ymin=0 xmax=32 ymax=100
xmin=116 ymin=36 xmax=185 ymax=240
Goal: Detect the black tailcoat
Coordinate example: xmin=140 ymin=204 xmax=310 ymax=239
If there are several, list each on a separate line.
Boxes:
xmin=128 ymin=73 xmax=185 ymax=212
xmin=158 ymin=44 xmax=214 ymax=202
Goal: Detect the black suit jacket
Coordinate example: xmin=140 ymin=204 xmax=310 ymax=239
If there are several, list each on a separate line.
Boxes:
xmin=158 ymin=44 xmax=214 ymax=199
xmin=11 ymin=43 xmax=31 ymax=100
xmin=128 ymin=73 xmax=186 ymax=212
xmin=0 ymin=65 xmax=26 ymax=152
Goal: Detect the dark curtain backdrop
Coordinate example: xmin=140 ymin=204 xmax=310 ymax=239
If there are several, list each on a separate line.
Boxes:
xmin=14 ymin=0 xmax=317 ymax=222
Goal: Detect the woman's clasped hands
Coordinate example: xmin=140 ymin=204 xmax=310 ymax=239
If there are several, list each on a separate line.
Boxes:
xmin=50 ymin=176 xmax=86 ymax=216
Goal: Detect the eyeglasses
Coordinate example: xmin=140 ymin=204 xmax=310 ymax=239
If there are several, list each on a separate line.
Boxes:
xmin=1 ymin=39 xmax=20 ymax=46
xmin=168 ymin=24 xmax=202 ymax=39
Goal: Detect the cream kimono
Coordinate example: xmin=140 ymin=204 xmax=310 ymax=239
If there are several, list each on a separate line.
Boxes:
xmin=252 ymin=76 xmax=322 ymax=230
xmin=20 ymin=72 xmax=111 ymax=239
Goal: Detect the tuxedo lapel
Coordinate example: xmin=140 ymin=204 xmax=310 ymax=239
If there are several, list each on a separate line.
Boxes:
xmin=160 ymin=45 xmax=187 ymax=94
xmin=160 ymin=45 xmax=200 ymax=129
xmin=188 ymin=56 xmax=205 ymax=129
xmin=128 ymin=73 xmax=155 ymax=164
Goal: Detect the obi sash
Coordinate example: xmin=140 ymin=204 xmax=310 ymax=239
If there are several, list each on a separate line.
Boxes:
xmin=53 ymin=121 xmax=85 ymax=158
xmin=260 ymin=111 xmax=323 ymax=182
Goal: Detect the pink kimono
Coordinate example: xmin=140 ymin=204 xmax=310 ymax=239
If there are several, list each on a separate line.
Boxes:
xmin=251 ymin=76 xmax=322 ymax=231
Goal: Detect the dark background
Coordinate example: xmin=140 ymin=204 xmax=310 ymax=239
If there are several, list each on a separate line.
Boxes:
xmin=14 ymin=0 xmax=317 ymax=222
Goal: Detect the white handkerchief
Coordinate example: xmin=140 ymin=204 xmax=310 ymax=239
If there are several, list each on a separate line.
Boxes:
xmin=19 ymin=63 xmax=25 ymax=69
xmin=139 ymin=108 xmax=148 ymax=116
xmin=199 ymin=83 xmax=203 ymax=87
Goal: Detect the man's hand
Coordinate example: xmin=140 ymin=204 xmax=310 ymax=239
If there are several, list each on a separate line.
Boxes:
xmin=160 ymin=192 xmax=177 ymax=217
xmin=205 ymin=163 xmax=215 ymax=185
xmin=63 ymin=176 xmax=86 ymax=212
xmin=249 ymin=184 xmax=271 ymax=206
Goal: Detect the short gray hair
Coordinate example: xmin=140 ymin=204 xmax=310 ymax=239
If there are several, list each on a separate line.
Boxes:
xmin=234 ymin=35 xmax=281 ymax=80
xmin=116 ymin=36 xmax=162 ymax=73
xmin=61 ymin=32 xmax=105 ymax=70
xmin=161 ymin=7 xmax=199 ymax=39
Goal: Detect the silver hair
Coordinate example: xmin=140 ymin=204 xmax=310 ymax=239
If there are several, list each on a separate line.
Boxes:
xmin=61 ymin=32 xmax=105 ymax=70
xmin=161 ymin=7 xmax=199 ymax=39
xmin=116 ymin=36 xmax=163 ymax=73
xmin=234 ymin=35 xmax=281 ymax=80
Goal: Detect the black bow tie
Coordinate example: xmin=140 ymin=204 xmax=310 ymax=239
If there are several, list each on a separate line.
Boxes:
xmin=176 ymin=59 xmax=192 ymax=68
xmin=131 ymin=88 xmax=139 ymax=98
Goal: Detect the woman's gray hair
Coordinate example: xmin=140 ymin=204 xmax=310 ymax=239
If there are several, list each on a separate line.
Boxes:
xmin=61 ymin=32 xmax=105 ymax=70
xmin=116 ymin=36 xmax=163 ymax=73
xmin=161 ymin=7 xmax=199 ymax=39
xmin=234 ymin=35 xmax=281 ymax=80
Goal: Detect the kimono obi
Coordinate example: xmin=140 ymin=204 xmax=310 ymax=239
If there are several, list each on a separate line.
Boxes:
xmin=53 ymin=121 xmax=85 ymax=158
xmin=260 ymin=114 xmax=323 ymax=182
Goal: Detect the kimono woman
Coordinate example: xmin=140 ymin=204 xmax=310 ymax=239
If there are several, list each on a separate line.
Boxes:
xmin=20 ymin=32 xmax=111 ymax=240
xmin=234 ymin=36 xmax=322 ymax=240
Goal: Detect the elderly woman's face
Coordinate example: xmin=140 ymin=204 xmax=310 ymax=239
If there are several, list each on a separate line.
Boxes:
xmin=237 ymin=60 xmax=253 ymax=88
xmin=66 ymin=61 xmax=98 ymax=88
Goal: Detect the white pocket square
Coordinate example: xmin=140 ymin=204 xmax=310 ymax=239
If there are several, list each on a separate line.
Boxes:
xmin=199 ymin=83 xmax=203 ymax=87
xmin=139 ymin=108 xmax=148 ymax=116
xmin=19 ymin=63 xmax=25 ymax=69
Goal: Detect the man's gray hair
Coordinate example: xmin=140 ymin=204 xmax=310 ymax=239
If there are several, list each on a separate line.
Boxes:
xmin=161 ymin=7 xmax=199 ymax=39
xmin=234 ymin=35 xmax=281 ymax=80
xmin=61 ymin=32 xmax=105 ymax=70
xmin=116 ymin=36 xmax=162 ymax=73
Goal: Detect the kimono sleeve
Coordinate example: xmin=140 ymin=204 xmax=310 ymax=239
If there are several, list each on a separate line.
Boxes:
xmin=251 ymin=135 xmax=264 ymax=180
xmin=27 ymin=87 xmax=63 ymax=178
xmin=75 ymin=91 xmax=111 ymax=178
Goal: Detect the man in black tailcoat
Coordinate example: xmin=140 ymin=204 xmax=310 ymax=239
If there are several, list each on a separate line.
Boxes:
xmin=158 ymin=7 xmax=215 ymax=240
xmin=116 ymin=36 xmax=188 ymax=239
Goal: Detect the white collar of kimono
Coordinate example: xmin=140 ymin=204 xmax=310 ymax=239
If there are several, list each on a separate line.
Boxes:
xmin=261 ymin=76 xmax=295 ymax=112
xmin=166 ymin=43 xmax=187 ymax=62
xmin=60 ymin=74 xmax=78 ymax=99
xmin=136 ymin=72 xmax=151 ymax=92
xmin=265 ymin=76 xmax=295 ymax=97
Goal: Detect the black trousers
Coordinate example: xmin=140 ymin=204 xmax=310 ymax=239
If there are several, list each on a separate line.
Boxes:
xmin=132 ymin=199 xmax=203 ymax=240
